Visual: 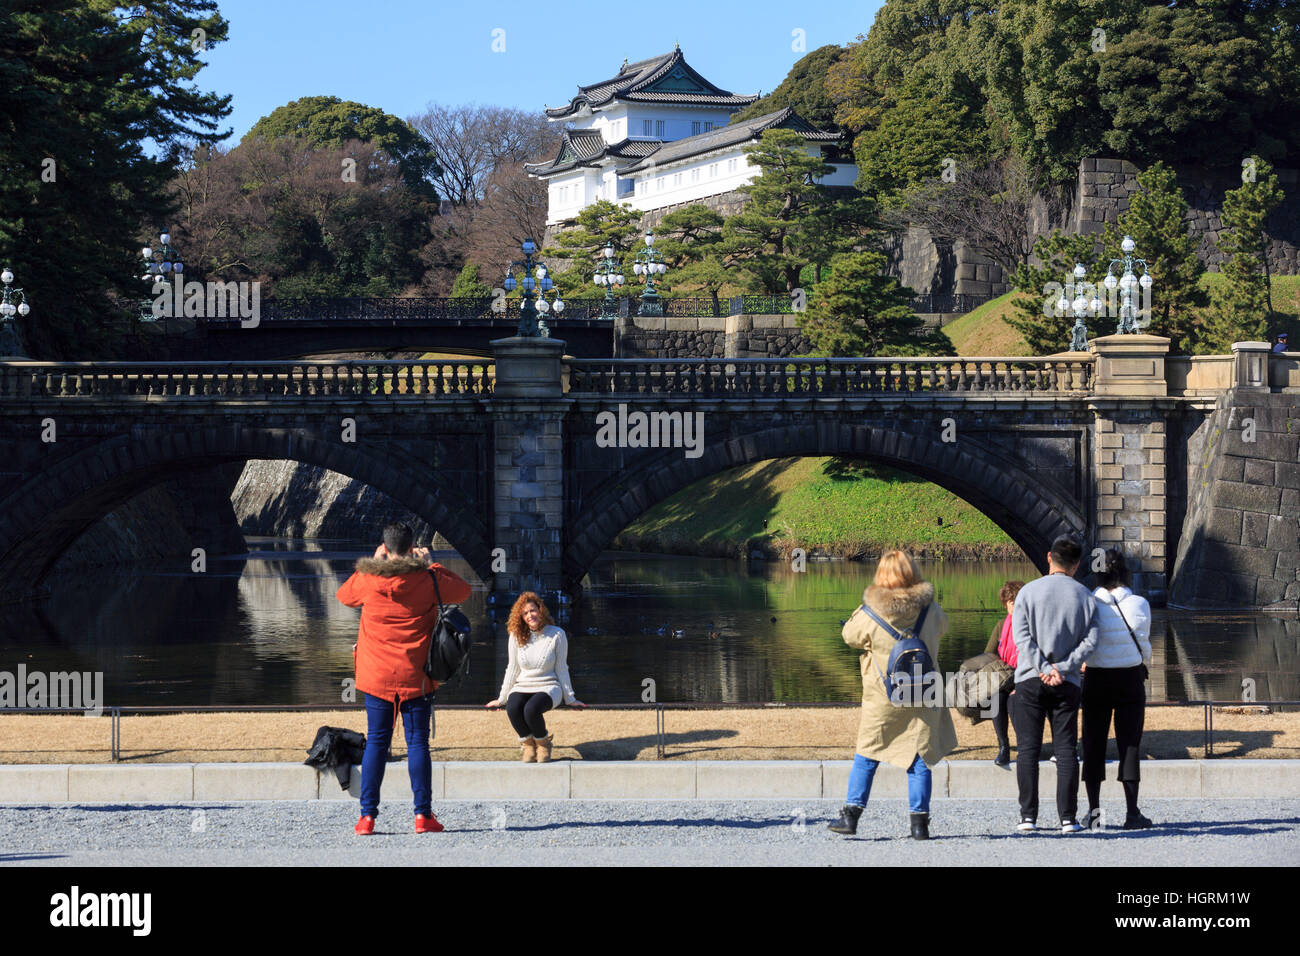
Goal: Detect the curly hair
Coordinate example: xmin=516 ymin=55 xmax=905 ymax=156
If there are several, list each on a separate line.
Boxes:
xmin=999 ymin=580 xmax=1026 ymax=605
xmin=507 ymin=591 xmax=554 ymax=647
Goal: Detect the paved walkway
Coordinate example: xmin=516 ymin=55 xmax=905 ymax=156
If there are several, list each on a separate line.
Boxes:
xmin=2 ymin=799 xmax=1297 ymax=866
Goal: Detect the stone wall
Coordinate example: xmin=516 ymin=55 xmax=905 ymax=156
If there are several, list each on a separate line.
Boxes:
xmin=614 ymin=313 xmax=810 ymax=359
xmin=1169 ymin=390 xmax=1300 ymax=609
xmin=889 ymin=157 xmax=1300 ymax=297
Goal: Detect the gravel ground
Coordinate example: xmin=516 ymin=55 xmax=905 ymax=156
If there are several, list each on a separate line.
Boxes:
xmin=1 ymin=799 xmax=1297 ymax=866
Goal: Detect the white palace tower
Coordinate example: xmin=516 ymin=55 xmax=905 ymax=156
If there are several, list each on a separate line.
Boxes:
xmin=525 ymin=45 xmax=858 ymax=226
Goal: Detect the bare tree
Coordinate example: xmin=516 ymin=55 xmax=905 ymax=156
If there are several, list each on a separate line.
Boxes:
xmin=409 ymin=103 xmax=559 ymax=207
xmin=887 ymin=154 xmax=1041 ymax=276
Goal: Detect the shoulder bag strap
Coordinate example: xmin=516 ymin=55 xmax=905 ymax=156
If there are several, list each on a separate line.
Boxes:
xmin=1106 ymin=593 xmax=1144 ymax=659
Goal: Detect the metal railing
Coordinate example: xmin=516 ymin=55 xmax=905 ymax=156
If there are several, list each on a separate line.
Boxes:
xmin=0 ymin=359 xmax=495 ymax=399
xmin=567 ymin=356 xmax=1095 ymax=396
xmin=198 ymin=296 xmax=618 ymax=326
xmin=909 ymin=292 xmax=996 ymax=315
xmin=6 ymin=698 xmax=1288 ymax=762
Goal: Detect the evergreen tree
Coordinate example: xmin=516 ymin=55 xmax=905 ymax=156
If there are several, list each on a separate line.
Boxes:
xmin=544 ymin=199 xmax=642 ymax=298
xmin=245 ymin=96 xmax=440 ymax=199
xmin=654 ymin=205 xmax=731 ymax=316
xmin=1098 ymin=161 xmax=1205 ymax=353
xmin=450 ymin=262 xmax=493 ymax=298
xmin=0 ymin=0 xmax=232 ymax=357
xmin=723 ymin=129 xmax=840 ymax=295
xmin=799 ymin=251 xmax=922 ymax=356
xmin=1007 ymin=230 xmax=1103 ymax=355
xmin=1202 ymin=159 xmax=1285 ymax=351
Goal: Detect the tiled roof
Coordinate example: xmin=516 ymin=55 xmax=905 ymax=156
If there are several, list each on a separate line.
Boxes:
xmin=544 ymin=47 xmax=758 ymax=119
xmin=615 ymin=107 xmax=840 ymax=174
xmin=524 ymin=133 xmax=664 ymax=177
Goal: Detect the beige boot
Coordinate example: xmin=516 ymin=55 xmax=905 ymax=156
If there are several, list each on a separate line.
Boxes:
xmin=535 ymin=734 xmax=553 ymax=763
xmin=520 ymin=736 xmax=537 ymax=763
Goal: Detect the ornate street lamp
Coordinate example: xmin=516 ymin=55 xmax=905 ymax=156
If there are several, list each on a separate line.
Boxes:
xmin=1103 ymin=235 xmax=1153 ymax=335
xmin=1 ymin=267 xmax=32 ymax=324
xmin=1063 ymin=262 xmax=1103 ymax=352
xmin=0 ymin=266 xmax=32 ymax=358
xmin=633 ymin=231 xmax=667 ymax=317
xmin=139 ymin=231 xmax=184 ymax=322
xmin=503 ymin=238 xmax=564 ymax=337
xmin=592 ymin=244 xmax=625 ymax=318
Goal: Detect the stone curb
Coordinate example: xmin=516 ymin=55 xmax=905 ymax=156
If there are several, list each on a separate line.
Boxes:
xmin=0 ymin=760 xmax=1297 ymax=804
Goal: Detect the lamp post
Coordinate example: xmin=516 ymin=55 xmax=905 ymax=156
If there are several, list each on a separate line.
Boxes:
xmin=1103 ymin=235 xmax=1152 ymax=335
xmin=139 ymin=232 xmax=184 ymax=322
xmin=592 ymin=244 xmax=625 ymax=318
xmin=1 ymin=267 xmax=32 ymax=357
xmin=1063 ymin=262 xmax=1103 ymax=352
xmin=633 ymin=231 xmax=666 ymax=317
xmin=503 ymin=238 xmax=564 ymax=338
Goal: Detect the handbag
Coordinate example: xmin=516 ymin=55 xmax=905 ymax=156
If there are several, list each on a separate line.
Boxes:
xmin=1104 ymin=592 xmax=1149 ymax=679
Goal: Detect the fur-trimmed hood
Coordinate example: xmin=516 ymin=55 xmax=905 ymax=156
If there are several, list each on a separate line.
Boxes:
xmin=862 ymin=581 xmax=935 ymax=626
xmin=354 ymin=554 xmax=428 ymax=577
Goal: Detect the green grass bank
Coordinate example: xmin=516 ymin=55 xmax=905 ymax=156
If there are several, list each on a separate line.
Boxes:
xmin=614 ymin=457 xmax=1023 ymax=562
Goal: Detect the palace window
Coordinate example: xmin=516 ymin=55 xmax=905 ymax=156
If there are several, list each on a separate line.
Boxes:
xmin=709 ymin=163 xmax=718 ymax=177
xmin=691 ymin=168 xmax=700 ymax=182
xmin=657 ymin=176 xmax=664 ymax=191
xmin=704 ymin=121 xmax=714 ymax=132
xmin=655 ymin=120 xmax=665 ymax=138
xmin=727 ymin=158 xmax=737 ymax=173
xmin=691 ymin=121 xmax=701 ymax=135
xmin=643 ymin=119 xmax=653 ymax=136
xmin=673 ymin=172 xmax=682 ymax=186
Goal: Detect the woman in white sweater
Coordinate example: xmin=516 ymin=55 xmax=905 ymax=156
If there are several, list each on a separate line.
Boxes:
xmin=1083 ymin=548 xmax=1154 ymax=831
xmin=485 ymin=591 xmax=584 ymax=762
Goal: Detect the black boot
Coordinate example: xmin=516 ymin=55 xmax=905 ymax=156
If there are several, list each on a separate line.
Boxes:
xmin=828 ymin=805 xmax=863 ymax=835
xmin=994 ymin=745 xmax=1011 ymax=767
xmin=910 ymin=812 xmax=930 ymax=840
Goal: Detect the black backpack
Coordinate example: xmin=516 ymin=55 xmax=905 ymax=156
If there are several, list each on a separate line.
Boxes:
xmin=860 ymin=602 xmax=938 ymax=707
xmin=424 ymin=570 xmax=472 ymax=684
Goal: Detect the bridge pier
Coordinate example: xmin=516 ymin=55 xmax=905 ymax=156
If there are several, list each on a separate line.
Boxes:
xmin=1090 ymin=334 xmax=1173 ymax=601
xmin=489 ymin=337 xmax=570 ymax=603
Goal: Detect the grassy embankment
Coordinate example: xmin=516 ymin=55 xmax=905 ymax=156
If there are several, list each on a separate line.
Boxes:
xmin=617 ymin=277 xmax=1300 ymax=560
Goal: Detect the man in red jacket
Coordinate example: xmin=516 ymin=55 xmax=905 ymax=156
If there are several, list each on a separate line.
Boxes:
xmin=337 ymin=522 xmax=472 ymax=835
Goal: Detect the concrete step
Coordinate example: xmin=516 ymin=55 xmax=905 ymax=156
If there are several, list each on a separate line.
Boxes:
xmin=1 ymin=759 xmax=1297 ymax=804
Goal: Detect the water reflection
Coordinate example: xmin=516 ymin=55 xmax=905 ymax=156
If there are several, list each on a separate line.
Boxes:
xmin=0 ymin=543 xmax=1295 ymax=706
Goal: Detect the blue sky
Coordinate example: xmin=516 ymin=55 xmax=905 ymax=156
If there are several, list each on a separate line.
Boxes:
xmin=197 ymin=0 xmax=885 ymax=142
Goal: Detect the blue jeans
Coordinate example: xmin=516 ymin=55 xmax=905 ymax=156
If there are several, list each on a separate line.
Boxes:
xmin=845 ymin=753 xmax=931 ymax=814
xmin=360 ymin=692 xmax=433 ymax=819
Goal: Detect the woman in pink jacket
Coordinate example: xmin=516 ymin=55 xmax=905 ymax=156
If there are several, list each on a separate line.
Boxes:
xmin=983 ymin=580 xmax=1024 ymax=767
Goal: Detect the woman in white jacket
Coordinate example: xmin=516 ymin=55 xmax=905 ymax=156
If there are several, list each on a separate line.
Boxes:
xmin=485 ymin=591 xmax=584 ymax=762
xmin=1084 ymin=548 xmax=1153 ymax=830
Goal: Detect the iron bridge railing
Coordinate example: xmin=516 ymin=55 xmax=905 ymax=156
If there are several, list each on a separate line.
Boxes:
xmin=566 ymin=356 xmax=1095 ymax=395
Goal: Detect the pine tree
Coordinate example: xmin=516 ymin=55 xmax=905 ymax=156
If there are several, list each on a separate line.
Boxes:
xmin=1007 ymin=230 xmax=1103 ymax=355
xmin=654 ymin=205 xmax=731 ymax=316
xmin=1202 ymin=158 xmax=1285 ymax=351
xmin=799 ymin=251 xmax=922 ymax=356
xmin=544 ymin=200 xmax=642 ymax=299
xmin=723 ymin=129 xmax=838 ymax=294
xmin=1098 ymin=162 xmax=1205 ymax=353
xmin=0 ymin=0 xmax=232 ymax=356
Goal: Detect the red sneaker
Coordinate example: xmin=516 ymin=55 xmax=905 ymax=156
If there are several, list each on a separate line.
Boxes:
xmin=354 ymin=815 xmax=375 ymax=835
xmin=414 ymin=813 xmax=444 ymax=833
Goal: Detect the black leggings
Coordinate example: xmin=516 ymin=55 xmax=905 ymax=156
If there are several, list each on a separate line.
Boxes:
xmin=992 ymin=687 xmax=1015 ymax=750
xmin=506 ymin=691 xmax=554 ymax=738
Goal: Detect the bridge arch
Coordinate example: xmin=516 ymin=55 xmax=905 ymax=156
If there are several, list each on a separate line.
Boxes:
xmin=0 ymin=424 xmax=494 ymax=600
xmin=563 ymin=421 xmax=1089 ymax=589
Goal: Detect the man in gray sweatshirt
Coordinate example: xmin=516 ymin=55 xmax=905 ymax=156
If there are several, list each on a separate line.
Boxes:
xmin=1011 ymin=535 xmax=1100 ymax=832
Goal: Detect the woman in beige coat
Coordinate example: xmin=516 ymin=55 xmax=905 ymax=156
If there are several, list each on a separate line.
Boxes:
xmin=829 ymin=550 xmax=958 ymax=840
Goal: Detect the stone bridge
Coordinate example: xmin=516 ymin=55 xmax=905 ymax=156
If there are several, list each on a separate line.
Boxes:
xmin=0 ymin=337 xmax=1294 ymax=609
